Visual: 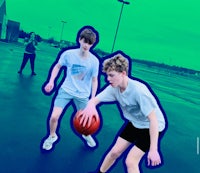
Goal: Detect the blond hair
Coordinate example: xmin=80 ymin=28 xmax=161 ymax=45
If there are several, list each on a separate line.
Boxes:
xmin=103 ymin=53 xmax=129 ymax=74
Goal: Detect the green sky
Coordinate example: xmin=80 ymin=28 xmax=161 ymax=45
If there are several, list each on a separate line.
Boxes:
xmin=5 ymin=0 xmax=200 ymax=70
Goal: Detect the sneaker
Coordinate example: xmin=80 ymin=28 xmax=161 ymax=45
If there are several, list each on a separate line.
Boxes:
xmin=82 ymin=135 xmax=96 ymax=147
xmin=42 ymin=135 xmax=58 ymax=150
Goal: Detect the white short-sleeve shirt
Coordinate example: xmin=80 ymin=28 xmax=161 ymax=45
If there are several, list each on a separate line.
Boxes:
xmin=58 ymin=48 xmax=99 ymax=98
xmin=97 ymin=78 xmax=166 ymax=131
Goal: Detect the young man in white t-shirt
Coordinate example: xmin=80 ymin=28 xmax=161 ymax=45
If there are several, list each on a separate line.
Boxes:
xmin=41 ymin=26 xmax=100 ymax=151
xmin=81 ymin=51 xmax=167 ymax=173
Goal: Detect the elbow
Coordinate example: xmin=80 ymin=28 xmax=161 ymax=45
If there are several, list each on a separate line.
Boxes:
xmin=92 ymin=77 xmax=98 ymax=85
xmin=55 ymin=63 xmax=61 ymax=70
xmin=92 ymin=77 xmax=97 ymax=82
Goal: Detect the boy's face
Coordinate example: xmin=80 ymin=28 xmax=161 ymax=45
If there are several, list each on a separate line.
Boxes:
xmin=79 ymin=38 xmax=93 ymax=52
xmin=106 ymin=70 xmax=125 ymax=88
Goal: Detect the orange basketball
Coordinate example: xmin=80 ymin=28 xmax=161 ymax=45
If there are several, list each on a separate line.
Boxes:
xmin=73 ymin=110 xmax=100 ymax=136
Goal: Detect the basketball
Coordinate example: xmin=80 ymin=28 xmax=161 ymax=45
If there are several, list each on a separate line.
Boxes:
xmin=73 ymin=110 xmax=100 ymax=136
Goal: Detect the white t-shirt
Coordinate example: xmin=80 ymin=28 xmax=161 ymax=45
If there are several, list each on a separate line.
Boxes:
xmin=58 ymin=48 xmax=99 ymax=98
xmin=97 ymin=78 xmax=166 ymax=131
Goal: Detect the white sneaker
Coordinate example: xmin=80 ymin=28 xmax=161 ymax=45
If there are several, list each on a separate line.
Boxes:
xmin=82 ymin=135 xmax=96 ymax=147
xmin=42 ymin=135 xmax=58 ymax=150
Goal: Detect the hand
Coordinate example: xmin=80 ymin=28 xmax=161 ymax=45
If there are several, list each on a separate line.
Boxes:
xmin=28 ymin=38 xmax=34 ymax=43
xmin=79 ymin=100 xmax=98 ymax=127
xmin=147 ymin=150 xmax=161 ymax=167
xmin=44 ymin=82 xmax=54 ymax=93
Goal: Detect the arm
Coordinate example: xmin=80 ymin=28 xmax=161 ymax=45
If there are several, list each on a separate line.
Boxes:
xmin=24 ymin=37 xmax=29 ymax=46
xmin=24 ymin=37 xmax=35 ymax=45
xmin=34 ymin=42 xmax=39 ymax=50
xmin=91 ymin=77 xmax=98 ymax=98
xmin=24 ymin=38 xmax=39 ymax=50
xmin=147 ymin=110 xmax=161 ymax=166
xmin=44 ymin=63 xmax=61 ymax=93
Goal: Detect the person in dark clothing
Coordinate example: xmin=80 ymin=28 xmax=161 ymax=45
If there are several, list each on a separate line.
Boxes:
xmin=18 ymin=32 xmax=38 ymax=75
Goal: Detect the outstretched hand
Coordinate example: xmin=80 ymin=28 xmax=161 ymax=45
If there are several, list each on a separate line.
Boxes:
xmin=79 ymin=100 xmax=98 ymax=127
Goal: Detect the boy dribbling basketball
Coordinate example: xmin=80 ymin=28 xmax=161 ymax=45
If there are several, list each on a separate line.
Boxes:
xmin=81 ymin=51 xmax=167 ymax=173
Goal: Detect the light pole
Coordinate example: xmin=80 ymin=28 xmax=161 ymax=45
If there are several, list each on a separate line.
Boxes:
xmin=60 ymin=21 xmax=67 ymax=42
xmin=111 ymin=0 xmax=130 ymax=53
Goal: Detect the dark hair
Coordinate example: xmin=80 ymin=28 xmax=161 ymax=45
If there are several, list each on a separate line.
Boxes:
xmin=29 ymin=32 xmax=35 ymax=36
xmin=79 ymin=28 xmax=97 ymax=45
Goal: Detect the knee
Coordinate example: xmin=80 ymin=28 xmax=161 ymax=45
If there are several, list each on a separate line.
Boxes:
xmin=50 ymin=114 xmax=60 ymax=123
xmin=50 ymin=116 xmax=58 ymax=123
xmin=125 ymin=157 xmax=139 ymax=171
xmin=109 ymin=148 xmax=123 ymax=160
xmin=50 ymin=108 xmax=62 ymax=123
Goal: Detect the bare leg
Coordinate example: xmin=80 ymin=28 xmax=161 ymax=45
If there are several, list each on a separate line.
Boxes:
xmin=42 ymin=107 xmax=64 ymax=150
xmin=125 ymin=146 xmax=145 ymax=173
xmin=49 ymin=107 xmax=63 ymax=136
xmin=100 ymin=137 xmax=131 ymax=172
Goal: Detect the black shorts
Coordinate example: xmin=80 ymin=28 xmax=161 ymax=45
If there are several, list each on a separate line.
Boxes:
xmin=119 ymin=122 xmax=161 ymax=152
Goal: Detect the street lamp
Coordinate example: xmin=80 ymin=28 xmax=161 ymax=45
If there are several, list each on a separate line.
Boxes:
xmin=111 ymin=0 xmax=130 ymax=53
xmin=60 ymin=21 xmax=67 ymax=42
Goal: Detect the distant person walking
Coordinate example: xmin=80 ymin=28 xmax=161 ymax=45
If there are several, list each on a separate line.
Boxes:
xmin=18 ymin=32 xmax=38 ymax=75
